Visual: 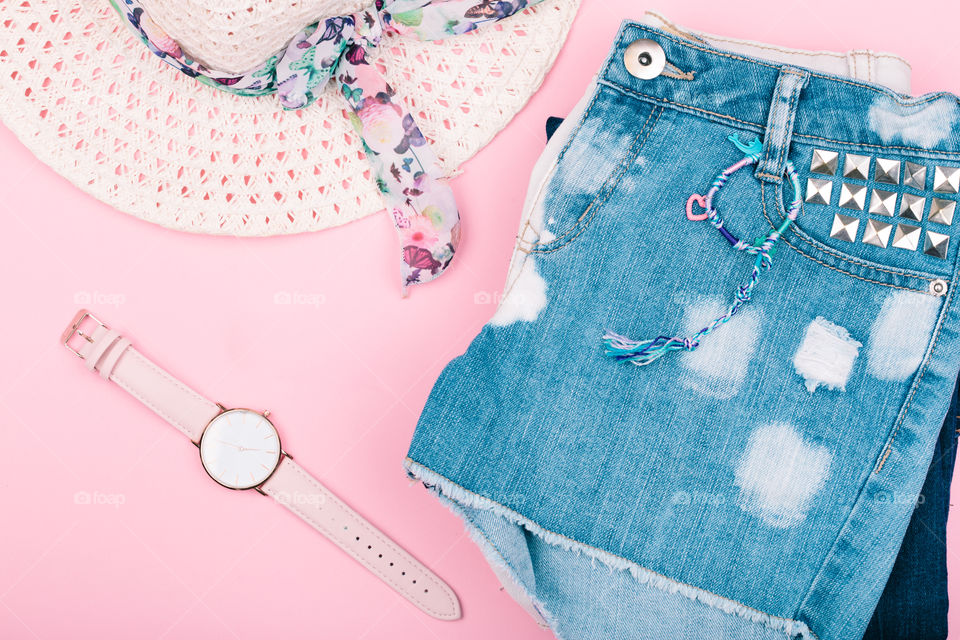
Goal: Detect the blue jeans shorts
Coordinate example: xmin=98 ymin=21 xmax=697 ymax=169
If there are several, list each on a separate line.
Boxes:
xmin=406 ymin=17 xmax=960 ymax=640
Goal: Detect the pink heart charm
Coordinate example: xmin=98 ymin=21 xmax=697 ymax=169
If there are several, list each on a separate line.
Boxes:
xmin=686 ymin=194 xmax=709 ymax=221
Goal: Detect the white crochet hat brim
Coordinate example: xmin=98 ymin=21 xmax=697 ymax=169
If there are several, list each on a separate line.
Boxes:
xmin=0 ymin=0 xmax=580 ymax=236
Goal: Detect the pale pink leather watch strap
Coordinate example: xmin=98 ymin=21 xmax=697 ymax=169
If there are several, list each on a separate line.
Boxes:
xmin=261 ymin=456 xmax=461 ymax=620
xmin=69 ymin=316 xmax=221 ymax=442
xmin=62 ymin=310 xmax=462 ymax=620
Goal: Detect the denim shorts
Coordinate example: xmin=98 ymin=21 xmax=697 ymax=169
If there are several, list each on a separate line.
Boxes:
xmin=405 ymin=18 xmax=960 ymax=640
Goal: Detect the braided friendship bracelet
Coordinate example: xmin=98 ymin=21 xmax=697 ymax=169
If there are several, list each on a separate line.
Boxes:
xmin=603 ymin=135 xmax=802 ymax=366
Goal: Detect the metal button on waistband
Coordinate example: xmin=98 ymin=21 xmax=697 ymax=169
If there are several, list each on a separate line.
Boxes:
xmin=624 ymin=39 xmax=665 ymax=80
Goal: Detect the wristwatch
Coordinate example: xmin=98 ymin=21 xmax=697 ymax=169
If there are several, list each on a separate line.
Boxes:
xmin=61 ymin=309 xmax=461 ymax=621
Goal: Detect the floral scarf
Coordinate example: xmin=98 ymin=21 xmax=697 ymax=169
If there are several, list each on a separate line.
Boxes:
xmin=110 ymin=0 xmax=547 ymax=294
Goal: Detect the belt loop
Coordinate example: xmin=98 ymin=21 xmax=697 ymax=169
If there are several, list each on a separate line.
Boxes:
xmin=846 ymin=50 xmax=874 ymax=83
xmin=755 ymin=66 xmax=810 ymax=184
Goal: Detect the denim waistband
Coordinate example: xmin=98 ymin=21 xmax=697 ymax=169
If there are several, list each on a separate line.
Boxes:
xmin=637 ymin=11 xmax=912 ymax=94
xmin=600 ymin=21 xmax=960 ymax=288
xmin=601 ymin=23 xmax=960 ymax=162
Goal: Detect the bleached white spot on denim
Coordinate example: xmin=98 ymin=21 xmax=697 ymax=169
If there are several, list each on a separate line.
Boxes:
xmin=735 ymin=424 xmax=832 ymax=529
xmin=867 ymin=290 xmax=940 ymax=381
xmin=522 ymin=200 xmax=556 ymax=246
xmin=868 ymin=95 xmax=959 ymax=147
xmin=561 ymin=118 xmax=620 ymax=190
xmin=490 ymin=258 xmax=548 ymax=327
xmin=679 ymin=298 xmax=759 ymax=400
xmin=793 ymin=317 xmax=862 ymax=393
xmin=539 ymin=230 xmax=557 ymax=244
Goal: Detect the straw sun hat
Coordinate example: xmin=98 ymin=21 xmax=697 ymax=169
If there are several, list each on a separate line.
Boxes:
xmin=0 ymin=0 xmax=580 ymax=239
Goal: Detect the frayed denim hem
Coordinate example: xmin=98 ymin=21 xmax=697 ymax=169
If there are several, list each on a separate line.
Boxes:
xmin=404 ymin=457 xmax=817 ymax=640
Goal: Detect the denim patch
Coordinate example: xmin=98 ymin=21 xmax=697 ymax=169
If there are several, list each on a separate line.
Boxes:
xmin=793 ymin=317 xmax=862 ymax=392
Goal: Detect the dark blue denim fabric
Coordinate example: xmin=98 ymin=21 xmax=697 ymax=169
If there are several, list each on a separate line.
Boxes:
xmin=863 ymin=378 xmax=959 ymax=640
xmin=538 ymin=116 xmax=959 ymax=640
xmin=545 ymin=116 xmax=564 ymax=143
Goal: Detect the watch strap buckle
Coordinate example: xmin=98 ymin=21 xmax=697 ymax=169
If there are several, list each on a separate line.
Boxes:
xmin=61 ymin=309 xmax=108 ymax=358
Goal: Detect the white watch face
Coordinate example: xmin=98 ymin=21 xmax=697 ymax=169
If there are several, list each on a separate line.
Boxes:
xmin=199 ymin=409 xmax=281 ymax=490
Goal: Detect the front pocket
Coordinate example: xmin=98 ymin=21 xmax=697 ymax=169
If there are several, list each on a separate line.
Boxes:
xmin=530 ymin=85 xmax=663 ymax=254
xmin=761 ymin=142 xmax=955 ymax=293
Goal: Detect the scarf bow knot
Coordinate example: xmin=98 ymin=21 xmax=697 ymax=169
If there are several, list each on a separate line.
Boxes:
xmin=275 ymin=11 xmax=387 ymax=110
xmin=117 ymin=0 xmax=541 ymax=292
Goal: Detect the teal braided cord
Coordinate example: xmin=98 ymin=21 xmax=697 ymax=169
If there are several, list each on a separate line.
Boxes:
xmin=602 ymin=138 xmax=801 ymax=366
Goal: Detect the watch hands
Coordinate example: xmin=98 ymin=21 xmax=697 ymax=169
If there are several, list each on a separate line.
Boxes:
xmin=210 ymin=438 xmax=269 ymax=453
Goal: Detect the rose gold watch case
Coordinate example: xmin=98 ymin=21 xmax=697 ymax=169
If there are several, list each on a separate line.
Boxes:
xmin=197 ymin=407 xmax=285 ymax=492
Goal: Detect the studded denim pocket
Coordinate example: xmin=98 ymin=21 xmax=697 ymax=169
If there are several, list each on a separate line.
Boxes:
xmin=761 ymin=142 xmax=958 ymax=294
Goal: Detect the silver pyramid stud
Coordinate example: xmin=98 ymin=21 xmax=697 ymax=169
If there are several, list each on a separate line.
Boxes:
xmin=892 ymin=223 xmax=921 ymax=251
xmin=810 ymin=149 xmax=839 ymax=175
xmin=830 ymin=213 xmax=859 ymax=242
xmin=934 ymin=166 xmax=960 ymax=194
xmin=899 ymin=193 xmax=925 ymax=221
xmin=843 ymin=153 xmax=871 ymax=180
xmin=924 ymin=231 xmax=950 ymax=259
xmin=904 ymin=161 xmax=927 ymax=190
xmin=838 ymin=183 xmax=867 ymax=210
xmin=862 ymin=219 xmax=893 ymax=248
xmin=805 ymin=178 xmax=833 ymax=205
xmin=868 ymin=189 xmax=897 ymax=217
xmin=930 ymin=199 xmax=956 ymax=226
xmin=874 ymin=158 xmax=901 ymax=184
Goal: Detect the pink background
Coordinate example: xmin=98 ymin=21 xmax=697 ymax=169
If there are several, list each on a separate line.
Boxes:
xmin=3 ymin=1 xmax=960 ymax=637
